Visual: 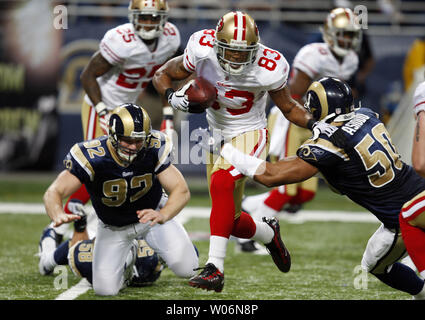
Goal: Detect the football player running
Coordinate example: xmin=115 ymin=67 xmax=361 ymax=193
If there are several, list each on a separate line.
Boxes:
xmin=399 ymin=80 xmax=425 ymax=281
xmin=43 ymin=104 xmax=198 ymax=296
xmin=239 ymin=7 xmax=362 ymax=254
xmin=153 ymin=11 xmax=345 ymax=292
xmin=219 ymin=77 xmax=425 ymax=299
xmin=38 ymin=215 xmax=164 ymax=288
xmin=62 ymin=0 xmax=181 ymax=232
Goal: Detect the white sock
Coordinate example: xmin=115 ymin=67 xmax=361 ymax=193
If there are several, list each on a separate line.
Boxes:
xmin=40 ymin=236 xmax=57 ymax=253
xmin=206 ymin=235 xmax=228 ymax=273
xmin=252 ymin=220 xmax=274 ymax=244
xmin=251 ymin=201 xmax=278 ymax=221
xmin=39 ymin=250 xmax=57 ymax=274
xmin=242 ymin=192 xmax=270 ymax=213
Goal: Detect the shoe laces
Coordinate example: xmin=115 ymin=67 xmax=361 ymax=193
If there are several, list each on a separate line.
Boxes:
xmin=193 ymin=264 xmax=222 ymax=278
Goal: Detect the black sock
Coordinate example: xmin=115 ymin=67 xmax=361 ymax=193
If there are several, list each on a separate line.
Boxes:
xmin=373 ymin=262 xmax=424 ymax=295
xmin=53 ymin=240 xmax=70 ymax=265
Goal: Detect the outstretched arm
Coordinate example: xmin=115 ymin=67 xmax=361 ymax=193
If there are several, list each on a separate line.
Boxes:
xmin=43 ymin=170 xmax=83 ymax=227
xmin=268 ymin=85 xmax=314 ymax=130
xmin=220 ymin=143 xmax=318 ymax=188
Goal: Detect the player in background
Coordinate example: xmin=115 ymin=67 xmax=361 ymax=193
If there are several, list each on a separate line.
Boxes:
xmin=238 ymin=8 xmax=361 ymax=253
xmin=61 ymin=0 xmax=181 ymax=236
xmin=399 ymin=80 xmax=425 ymax=280
xmin=219 ymin=77 xmax=425 ymax=299
xmin=42 ymin=104 xmax=198 ymax=296
xmin=38 ymin=212 xmax=163 ymax=288
xmin=153 ymin=11 xmax=345 ymax=292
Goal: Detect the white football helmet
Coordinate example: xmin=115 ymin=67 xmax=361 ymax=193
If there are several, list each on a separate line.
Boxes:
xmin=214 ymin=11 xmax=260 ymax=75
xmin=321 ymin=7 xmax=362 ymax=57
xmin=128 ymin=0 xmax=169 ymax=40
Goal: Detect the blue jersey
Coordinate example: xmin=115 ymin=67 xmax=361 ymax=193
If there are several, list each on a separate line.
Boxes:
xmin=68 ymin=239 xmax=94 ymax=284
xmin=68 ymin=238 xmax=161 ymax=286
xmin=63 ymin=130 xmax=172 ymax=227
xmin=297 ymin=108 xmax=425 ymax=229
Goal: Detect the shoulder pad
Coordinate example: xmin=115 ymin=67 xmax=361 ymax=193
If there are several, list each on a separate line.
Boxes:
xmin=99 ymin=24 xmax=135 ymax=65
xmin=256 ymin=44 xmax=290 ymax=91
xmin=161 ymin=22 xmax=181 ymax=50
xmin=292 ymin=43 xmax=329 ymax=79
xmin=67 ymin=142 xmax=96 ymax=181
xmin=149 ymin=131 xmax=173 ymax=172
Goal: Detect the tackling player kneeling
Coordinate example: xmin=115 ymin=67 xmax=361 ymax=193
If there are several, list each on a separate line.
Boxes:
xmin=43 ymin=103 xmax=198 ymax=296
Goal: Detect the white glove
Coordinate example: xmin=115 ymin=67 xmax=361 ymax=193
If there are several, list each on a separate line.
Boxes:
xmin=311 ymin=121 xmax=337 ymax=140
xmin=167 ymin=80 xmax=194 ymax=112
xmin=95 ymin=101 xmax=109 ymax=117
xmin=311 ymin=121 xmax=346 ymax=148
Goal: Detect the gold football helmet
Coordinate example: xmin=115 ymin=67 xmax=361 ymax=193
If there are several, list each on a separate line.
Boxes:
xmin=214 ymin=11 xmax=260 ymax=75
xmin=321 ymin=7 xmax=362 ymax=57
xmin=109 ymin=103 xmax=152 ymax=164
xmin=128 ymin=0 xmax=169 ymax=40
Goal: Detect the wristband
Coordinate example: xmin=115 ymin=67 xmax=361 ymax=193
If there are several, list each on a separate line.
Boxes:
xmin=307 ymin=119 xmax=316 ymax=130
xmin=74 ymin=215 xmax=87 ymax=233
xmin=94 ymin=101 xmax=109 ymax=117
xmin=220 ymin=143 xmax=265 ymax=178
xmin=165 ymin=88 xmax=175 ymax=101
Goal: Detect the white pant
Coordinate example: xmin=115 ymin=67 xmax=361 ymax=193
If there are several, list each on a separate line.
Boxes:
xmin=361 ymin=224 xmax=407 ymax=274
xmin=92 ymin=218 xmax=198 ymax=296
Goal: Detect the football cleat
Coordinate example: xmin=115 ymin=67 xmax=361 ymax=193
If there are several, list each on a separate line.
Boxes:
xmin=188 ymin=263 xmax=224 ymax=292
xmin=285 ymin=204 xmax=302 ymax=214
xmin=263 ymin=217 xmax=291 ymax=273
xmin=38 ymin=227 xmax=61 ymax=275
xmin=237 ymin=240 xmax=268 ymax=255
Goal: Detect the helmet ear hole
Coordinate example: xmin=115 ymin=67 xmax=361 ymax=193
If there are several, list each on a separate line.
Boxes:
xmin=306 ymin=77 xmax=355 ymax=123
xmin=214 ymin=11 xmax=260 ymax=75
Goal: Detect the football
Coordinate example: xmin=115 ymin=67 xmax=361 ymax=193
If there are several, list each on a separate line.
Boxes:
xmin=185 ymin=77 xmax=217 ymax=113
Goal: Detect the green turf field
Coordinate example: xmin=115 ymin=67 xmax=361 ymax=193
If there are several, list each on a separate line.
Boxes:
xmin=0 ymin=176 xmax=415 ymax=300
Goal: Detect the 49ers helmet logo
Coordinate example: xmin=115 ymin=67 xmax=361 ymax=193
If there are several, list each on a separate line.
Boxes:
xmin=217 ymin=17 xmax=224 ymax=32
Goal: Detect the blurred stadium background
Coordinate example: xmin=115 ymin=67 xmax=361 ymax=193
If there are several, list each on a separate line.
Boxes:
xmin=0 ymin=0 xmax=425 ymax=300
xmin=0 ymin=0 xmax=424 ymax=174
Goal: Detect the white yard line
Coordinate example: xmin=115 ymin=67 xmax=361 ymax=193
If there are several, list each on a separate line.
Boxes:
xmin=55 ymin=278 xmax=91 ymax=300
xmin=0 ymin=202 xmax=378 ymax=300
xmin=0 ymin=202 xmax=377 ymax=223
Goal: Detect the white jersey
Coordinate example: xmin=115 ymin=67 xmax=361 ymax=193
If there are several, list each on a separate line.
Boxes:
xmin=183 ymin=29 xmax=289 ymax=139
xmin=413 ymin=81 xmax=425 ymax=116
xmin=292 ymin=42 xmax=358 ymax=82
xmin=267 ymin=42 xmax=358 ymax=156
xmin=85 ymin=22 xmax=180 ymax=109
